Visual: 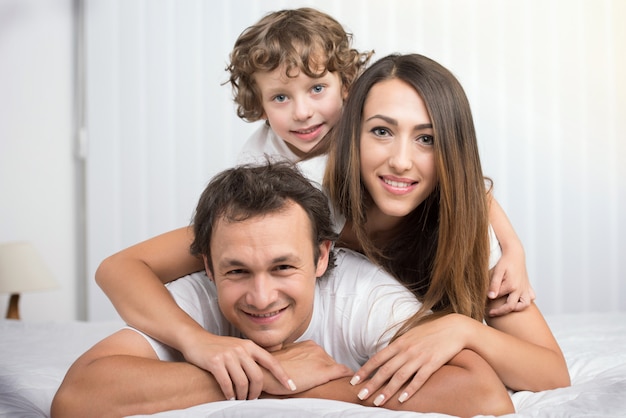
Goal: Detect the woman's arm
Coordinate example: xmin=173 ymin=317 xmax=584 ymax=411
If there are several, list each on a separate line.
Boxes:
xmin=95 ymin=226 xmax=292 ymax=400
xmin=96 ymin=227 xmax=206 ymax=349
xmin=351 ymin=303 xmax=570 ymax=406
xmin=488 ymin=194 xmax=536 ymax=316
xmin=478 ymin=300 xmax=569 ymax=390
xmin=281 ymin=349 xmax=513 ymax=416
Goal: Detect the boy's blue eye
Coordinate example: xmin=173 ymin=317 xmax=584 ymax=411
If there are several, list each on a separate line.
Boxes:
xmin=274 ymin=94 xmax=287 ymax=103
xmin=312 ymin=85 xmax=324 ymax=94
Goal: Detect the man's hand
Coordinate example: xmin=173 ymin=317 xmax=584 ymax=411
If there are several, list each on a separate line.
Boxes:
xmin=262 ymin=340 xmax=353 ymax=395
xmin=181 ymin=331 xmax=294 ymax=401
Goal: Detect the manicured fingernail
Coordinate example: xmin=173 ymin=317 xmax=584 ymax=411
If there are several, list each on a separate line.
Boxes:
xmin=373 ymin=394 xmax=385 ymax=406
xmin=228 ymin=397 xmax=235 ymax=401
xmin=350 ymin=375 xmax=360 ymax=385
xmin=488 ymin=291 xmax=496 ymax=298
xmin=357 ymin=388 xmax=369 ymax=400
xmin=288 ymin=379 xmax=297 ymax=391
xmin=398 ymin=392 xmax=408 ymax=403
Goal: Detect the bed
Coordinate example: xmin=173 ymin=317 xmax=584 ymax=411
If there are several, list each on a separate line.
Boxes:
xmin=2 ymin=312 xmax=625 ymax=418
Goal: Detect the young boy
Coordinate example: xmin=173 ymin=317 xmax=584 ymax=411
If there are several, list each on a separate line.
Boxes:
xmin=229 ymin=7 xmax=371 ymax=187
xmin=51 ymin=162 xmax=513 ymax=417
xmin=95 ymin=7 xmax=533 ymax=405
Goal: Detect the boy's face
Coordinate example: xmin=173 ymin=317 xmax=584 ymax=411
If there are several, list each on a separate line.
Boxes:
xmin=254 ymin=67 xmax=345 ymax=159
xmin=207 ymin=201 xmax=331 ymax=352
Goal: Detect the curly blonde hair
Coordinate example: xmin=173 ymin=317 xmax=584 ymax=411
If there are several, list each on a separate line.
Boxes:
xmin=226 ymin=8 xmax=372 ymax=122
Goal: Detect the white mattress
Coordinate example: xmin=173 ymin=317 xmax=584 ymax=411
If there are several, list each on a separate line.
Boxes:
xmin=1 ymin=313 xmax=625 ymax=418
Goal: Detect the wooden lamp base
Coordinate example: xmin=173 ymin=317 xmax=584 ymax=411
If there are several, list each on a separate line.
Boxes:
xmin=5 ymin=293 xmax=20 ymax=319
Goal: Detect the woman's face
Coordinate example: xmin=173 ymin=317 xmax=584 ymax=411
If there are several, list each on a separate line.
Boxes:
xmin=359 ymin=78 xmax=438 ymax=222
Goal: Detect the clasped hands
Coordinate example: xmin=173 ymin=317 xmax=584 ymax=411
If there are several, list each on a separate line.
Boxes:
xmin=180 ymin=334 xmax=351 ymax=401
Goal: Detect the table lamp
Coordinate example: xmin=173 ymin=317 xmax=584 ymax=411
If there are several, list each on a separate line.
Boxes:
xmin=0 ymin=242 xmax=59 ymax=319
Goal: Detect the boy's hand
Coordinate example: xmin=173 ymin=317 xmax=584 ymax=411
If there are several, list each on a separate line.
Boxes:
xmin=181 ymin=332 xmax=293 ymax=401
xmin=263 ymin=340 xmax=353 ymax=395
xmin=487 ymin=250 xmax=536 ymax=317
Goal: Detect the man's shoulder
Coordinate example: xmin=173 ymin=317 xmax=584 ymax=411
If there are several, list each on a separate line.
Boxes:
xmin=325 ymin=248 xmax=398 ymax=289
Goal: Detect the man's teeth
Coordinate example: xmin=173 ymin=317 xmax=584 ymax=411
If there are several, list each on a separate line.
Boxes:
xmin=251 ymin=310 xmax=280 ymax=318
xmin=384 ymin=179 xmax=411 ymax=188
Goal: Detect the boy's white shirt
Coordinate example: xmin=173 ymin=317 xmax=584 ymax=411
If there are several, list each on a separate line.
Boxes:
xmin=131 ymin=248 xmax=421 ymax=372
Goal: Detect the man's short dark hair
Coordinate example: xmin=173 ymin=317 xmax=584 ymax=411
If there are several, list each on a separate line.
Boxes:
xmin=190 ymin=161 xmax=338 ymax=274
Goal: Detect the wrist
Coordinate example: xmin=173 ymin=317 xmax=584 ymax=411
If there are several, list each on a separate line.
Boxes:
xmin=174 ymin=322 xmax=217 ymax=353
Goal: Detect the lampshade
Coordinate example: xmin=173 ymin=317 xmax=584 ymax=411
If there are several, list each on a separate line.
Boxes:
xmin=0 ymin=242 xmax=58 ymax=294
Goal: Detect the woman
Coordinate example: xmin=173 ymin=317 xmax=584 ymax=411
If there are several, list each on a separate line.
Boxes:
xmin=325 ymin=53 xmax=570 ymax=406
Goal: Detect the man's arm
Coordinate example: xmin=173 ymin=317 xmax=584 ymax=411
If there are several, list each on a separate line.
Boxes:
xmin=51 ymin=329 xmax=226 ymax=418
xmin=51 ymin=334 xmax=352 ymax=418
xmin=275 ymin=349 xmax=514 ymax=417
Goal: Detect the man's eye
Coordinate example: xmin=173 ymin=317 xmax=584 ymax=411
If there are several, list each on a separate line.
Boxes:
xmin=275 ymin=264 xmax=294 ymax=271
xmin=226 ymin=269 xmax=246 ymax=276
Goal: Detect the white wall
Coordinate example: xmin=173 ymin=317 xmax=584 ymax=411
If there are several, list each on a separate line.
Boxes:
xmin=2 ymin=0 xmax=624 ymax=321
xmin=0 ymin=0 xmax=77 ymax=320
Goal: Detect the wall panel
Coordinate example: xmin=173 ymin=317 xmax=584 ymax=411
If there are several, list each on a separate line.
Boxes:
xmin=85 ymin=0 xmax=625 ymax=320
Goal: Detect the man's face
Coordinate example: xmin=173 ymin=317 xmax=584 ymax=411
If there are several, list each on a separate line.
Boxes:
xmin=208 ymin=201 xmax=330 ymax=352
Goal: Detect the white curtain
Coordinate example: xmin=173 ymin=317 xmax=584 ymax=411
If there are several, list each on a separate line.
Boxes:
xmin=84 ymin=0 xmax=626 ymax=320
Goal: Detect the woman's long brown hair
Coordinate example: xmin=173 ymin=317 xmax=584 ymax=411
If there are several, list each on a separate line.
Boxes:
xmin=325 ymin=54 xmax=490 ymax=334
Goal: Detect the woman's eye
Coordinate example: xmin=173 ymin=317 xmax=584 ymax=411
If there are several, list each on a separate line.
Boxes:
xmin=371 ymin=127 xmax=391 ymax=137
xmin=418 ymin=134 xmax=434 ymax=145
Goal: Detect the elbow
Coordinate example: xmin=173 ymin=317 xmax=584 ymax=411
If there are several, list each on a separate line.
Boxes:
xmin=94 ymin=255 xmax=110 ymax=289
xmin=543 ymin=366 xmax=571 ymax=391
xmin=51 ymin=382 xmax=90 ymax=418
xmin=95 ymin=252 xmax=133 ymax=291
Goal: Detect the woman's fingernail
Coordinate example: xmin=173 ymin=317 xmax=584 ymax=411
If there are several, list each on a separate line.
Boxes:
xmin=357 ymin=388 xmax=369 ymax=400
xmin=288 ymin=379 xmax=297 ymax=391
xmin=398 ymin=392 xmax=409 ymax=403
xmin=350 ymin=375 xmax=360 ymax=385
xmin=374 ymin=394 xmax=385 ymax=406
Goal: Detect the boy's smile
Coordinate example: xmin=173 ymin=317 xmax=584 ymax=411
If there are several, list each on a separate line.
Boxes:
xmin=255 ymin=67 xmax=345 ymax=158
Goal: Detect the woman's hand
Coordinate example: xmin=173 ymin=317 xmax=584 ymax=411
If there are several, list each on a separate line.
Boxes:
xmin=181 ymin=330 xmax=294 ymax=401
xmin=350 ymin=314 xmax=470 ymax=406
xmin=487 ymin=246 xmax=536 ymax=317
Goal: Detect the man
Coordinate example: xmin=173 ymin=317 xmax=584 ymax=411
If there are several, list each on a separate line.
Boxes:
xmin=51 ymin=162 xmax=513 ymax=417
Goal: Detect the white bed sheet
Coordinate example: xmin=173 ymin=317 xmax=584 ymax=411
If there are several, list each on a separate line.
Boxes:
xmin=1 ymin=313 xmax=625 ymax=418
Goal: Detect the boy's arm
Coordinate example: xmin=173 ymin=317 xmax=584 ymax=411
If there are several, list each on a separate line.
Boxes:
xmin=272 ymin=349 xmax=514 ymax=417
xmin=95 ymin=226 xmax=292 ymax=400
xmin=487 ymin=194 xmax=536 ymax=316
